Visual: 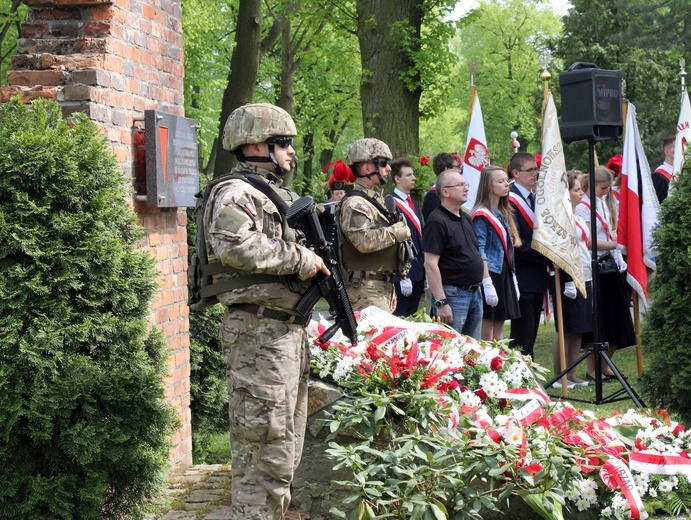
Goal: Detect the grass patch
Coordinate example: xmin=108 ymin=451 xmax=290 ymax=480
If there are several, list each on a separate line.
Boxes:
xmin=193 ymin=431 xmax=232 ymax=465
xmin=529 ymin=319 xmax=647 ymax=417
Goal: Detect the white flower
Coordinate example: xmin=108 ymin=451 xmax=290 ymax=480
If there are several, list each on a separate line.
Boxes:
xmin=658 ymin=479 xmax=674 ymax=493
xmin=502 ymin=418 xmax=524 ymax=446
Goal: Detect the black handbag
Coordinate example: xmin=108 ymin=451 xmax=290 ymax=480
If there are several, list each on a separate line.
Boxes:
xmin=597 ymin=252 xmax=618 ymax=275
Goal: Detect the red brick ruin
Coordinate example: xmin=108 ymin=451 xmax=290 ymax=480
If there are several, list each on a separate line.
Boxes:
xmin=0 ymin=0 xmax=192 ymax=465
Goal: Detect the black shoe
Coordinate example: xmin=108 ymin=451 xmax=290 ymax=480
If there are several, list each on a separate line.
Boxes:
xmin=586 ymin=373 xmax=615 ymax=383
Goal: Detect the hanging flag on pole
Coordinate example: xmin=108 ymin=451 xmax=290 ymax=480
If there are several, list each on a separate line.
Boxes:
xmin=618 ymin=102 xmax=659 ymax=307
xmin=462 ymin=89 xmax=490 ymax=210
xmin=673 ymin=88 xmax=691 ymax=177
xmin=531 ymin=91 xmax=585 ymax=295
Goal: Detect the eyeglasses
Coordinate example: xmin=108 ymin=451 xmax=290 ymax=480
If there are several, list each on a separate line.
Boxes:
xmin=443 ymin=183 xmax=469 ymax=189
xmin=267 ymin=136 xmax=295 ymax=149
xmin=372 ymin=158 xmax=389 ymax=169
xmin=516 ymin=168 xmax=539 ymax=173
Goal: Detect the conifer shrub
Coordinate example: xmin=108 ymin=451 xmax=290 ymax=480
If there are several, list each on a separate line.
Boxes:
xmin=186 ymin=176 xmax=228 ymax=461
xmin=0 ymin=98 xmax=175 ymax=519
xmin=640 ymin=159 xmax=691 ymax=423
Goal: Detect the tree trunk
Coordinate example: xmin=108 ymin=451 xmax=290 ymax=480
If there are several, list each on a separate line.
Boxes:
xmin=213 ymin=0 xmax=263 ymax=178
xmin=278 ymin=17 xmax=297 ymax=188
xmin=356 ymin=0 xmax=422 ymax=158
xmin=301 ymin=131 xmax=315 ymax=194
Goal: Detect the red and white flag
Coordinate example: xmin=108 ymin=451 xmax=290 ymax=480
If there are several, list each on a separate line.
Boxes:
xmin=618 ymin=103 xmax=659 ymax=306
xmin=673 ymin=89 xmax=691 ymax=177
xmin=462 ymin=91 xmax=490 ymax=210
xmin=532 ymin=91 xmax=585 ymax=295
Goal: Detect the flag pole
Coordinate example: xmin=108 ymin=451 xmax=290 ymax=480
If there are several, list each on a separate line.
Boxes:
xmin=539 ymin=51 xmax=552 ymax=111
xmin=468 ymin=59 xmax=478 ymax=119
xmin=538 ymin=51 xmax=568 ymax=395
xmin=622 ymin=89 xmax=644 ymax=376
xmin=681 ymin=57 xmax=687 ymax=93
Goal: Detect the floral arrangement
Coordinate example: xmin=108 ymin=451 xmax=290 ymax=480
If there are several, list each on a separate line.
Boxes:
xmin=308 ymin=307 xmax=691 ymax=520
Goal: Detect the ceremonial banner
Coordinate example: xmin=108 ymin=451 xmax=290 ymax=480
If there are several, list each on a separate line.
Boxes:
xmin=462 ymin=92 xmax=490 ymax=210
xmin=673 ymin=89 xmax=691 ymax=176
xmin=531 ymin=91 xmax=585 ymax=295
xmin=618 ymin=103 xmax=659 ymax=306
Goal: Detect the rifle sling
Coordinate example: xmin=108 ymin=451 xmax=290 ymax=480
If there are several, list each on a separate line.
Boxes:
xmin=198 ymin=273 xmax=283 ymax=299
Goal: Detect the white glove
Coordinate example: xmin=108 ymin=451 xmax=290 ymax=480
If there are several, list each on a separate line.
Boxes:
xmin=399 ymin=278 xmax=413 ymax=297
xmin=482 ymin=277 xmax=499 ymax=307
xmin=564 ymin=281 xmax=577 ymax=299
xmin=513 ymin=274 xmax=520 ymax=301
xmin=616 ymin=257 xmax=627 ymax=272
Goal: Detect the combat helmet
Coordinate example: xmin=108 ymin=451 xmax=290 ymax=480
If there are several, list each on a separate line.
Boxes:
xmin=346 ymin=138 xmax=392 ymax=166
xmin=223 ymin=103 xmax=297 ymax=175
xmin=346 ymin=138 xmax=392 ymax=185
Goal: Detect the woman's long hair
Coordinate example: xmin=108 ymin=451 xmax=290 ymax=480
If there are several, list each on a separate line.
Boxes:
xmin=577 ymin=166 xmax=617 ymax=231
xmin=473 ymin=165 xmax=521 ymax=247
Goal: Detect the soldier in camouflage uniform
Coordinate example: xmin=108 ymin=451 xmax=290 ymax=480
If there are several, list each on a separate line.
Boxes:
xmin=337 ymin=138 xmax=411 ymax=311
xmin=203 ymin=103 xmax=328 ymax=520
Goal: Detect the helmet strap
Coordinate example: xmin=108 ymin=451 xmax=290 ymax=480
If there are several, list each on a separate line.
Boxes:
xmin=355 ymin=165 xmax=386 ymax=185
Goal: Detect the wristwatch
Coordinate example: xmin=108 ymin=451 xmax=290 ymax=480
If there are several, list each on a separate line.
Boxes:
xmin=434 ymin=299 xmax=448 ymax=308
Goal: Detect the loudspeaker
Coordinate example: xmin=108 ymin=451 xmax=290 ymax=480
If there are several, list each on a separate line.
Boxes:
xmin=559 ymin=62 xmax=623 ymax=143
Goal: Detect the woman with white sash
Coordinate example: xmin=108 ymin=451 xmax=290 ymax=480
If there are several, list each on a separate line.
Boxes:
xmin=576 ymin=166 xmax=635 ymax=382
xmin=472 ymin=165 xmax=522 ymax=341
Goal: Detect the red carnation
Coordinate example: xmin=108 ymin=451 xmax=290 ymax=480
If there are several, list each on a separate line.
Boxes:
xmin=474 ymin=388 xmax=488 ymax=401
xmin=490 ymin=356 xmax=504 ymax=371
xmin=420 ymin=155 xmax=430 ymax=166
xmin=366 ymin=343 xmax=380 ymax=361
xmin=674 ymin=424 xmax=686 ymax=435
xmin=438 ymin=380 xmax=460 ymax=393
xmin=498 ymin=398 xmax=509 ymax=410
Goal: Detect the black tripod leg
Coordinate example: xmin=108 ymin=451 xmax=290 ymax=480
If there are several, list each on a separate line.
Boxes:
xmin=545 ymin=349 xmax=592 ymax=389
xmin=601 ymin=353 xmax=646 ymax=408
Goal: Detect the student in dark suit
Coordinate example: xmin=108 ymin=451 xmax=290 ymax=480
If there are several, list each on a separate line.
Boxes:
xmin=508 ymin=152 xmax=550 ymax=359
xmin=391 ymin=158 xmax=425 ymax=316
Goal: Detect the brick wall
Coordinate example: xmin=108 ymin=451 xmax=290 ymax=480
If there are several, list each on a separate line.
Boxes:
xmin=0 ymin=0 xmax=192 ymax=466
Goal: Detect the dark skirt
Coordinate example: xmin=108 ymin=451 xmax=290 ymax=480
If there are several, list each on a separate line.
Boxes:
xmin=582 ymin=270 xmax=636 ymax=348
xmin=551 ymin=278 xmax=593 ymax=334
xmin=482 ymin=260 xmax=521 ymax=321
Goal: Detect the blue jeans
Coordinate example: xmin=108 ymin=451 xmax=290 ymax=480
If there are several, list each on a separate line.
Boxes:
xmin=442 ymin=284 xmax=483 ymax=339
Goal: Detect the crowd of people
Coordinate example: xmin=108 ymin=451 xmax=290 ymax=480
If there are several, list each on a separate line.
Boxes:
xmin=200 ymin=101 xmax=670 ymax=519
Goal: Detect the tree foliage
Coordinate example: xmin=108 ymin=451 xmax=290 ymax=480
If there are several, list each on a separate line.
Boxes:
xmin=640 ymin=160 xmax=691 ymax=424
xmin=0 ymin=98 xmax=175 ymax=519
xmin=455 ymin=0 xmax=563 ymax=167
xmin=556 ymin=0 xmax=686 ymax=168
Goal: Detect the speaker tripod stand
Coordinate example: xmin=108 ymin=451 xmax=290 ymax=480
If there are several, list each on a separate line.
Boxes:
xmin=544 ymin=140 xmax=645 ymax=408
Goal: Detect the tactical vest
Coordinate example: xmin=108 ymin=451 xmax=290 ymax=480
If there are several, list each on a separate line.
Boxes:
xmin=188 ymin=170 xmax=301 ymax=312
xmin=337 ymin=189 xmax=399 ymax=275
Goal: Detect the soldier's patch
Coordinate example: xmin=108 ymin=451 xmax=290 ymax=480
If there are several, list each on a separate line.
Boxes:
xmin=215 ymin=206 xmax=251 ymax=233
xmin=244 ymin=202 xmax=258 ymax=217
xmin=358 ymin=204 xmax=370 ymax=213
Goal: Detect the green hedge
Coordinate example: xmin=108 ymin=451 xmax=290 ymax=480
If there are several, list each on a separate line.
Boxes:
xmin=0 ymin=98 xmax=175 ymax=519
xmin=641 ymin=158 xmax=691 ymax=423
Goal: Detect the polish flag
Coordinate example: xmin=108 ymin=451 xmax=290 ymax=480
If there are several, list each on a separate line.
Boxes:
xmin=673 ymin=89 xmax=691 ymax=177
xmin=617 ymin=102 xmax=659 ymax=306
xmin=462 ymin=90 xmax=490 ymax=210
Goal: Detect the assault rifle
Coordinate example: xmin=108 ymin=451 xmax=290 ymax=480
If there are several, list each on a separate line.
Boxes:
xmin=286 ymin=196 xmax=358 ymax=345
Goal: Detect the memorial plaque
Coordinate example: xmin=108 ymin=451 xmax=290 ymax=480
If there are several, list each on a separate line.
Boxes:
xmin=145 ymin=110 xmax=200 ymax=207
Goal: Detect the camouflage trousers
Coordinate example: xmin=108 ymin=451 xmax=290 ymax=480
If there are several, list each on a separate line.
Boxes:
xmin=346 ymin=279 xmax=395 ymax=312
xmin=221 ymin=307 xmax=310 ymax=520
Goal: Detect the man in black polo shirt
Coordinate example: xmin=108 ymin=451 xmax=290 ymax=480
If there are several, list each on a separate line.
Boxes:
xmin=423 ymin=168 xmax=484 ymax=338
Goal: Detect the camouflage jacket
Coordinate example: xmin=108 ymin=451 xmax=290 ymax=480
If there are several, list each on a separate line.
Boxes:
xmin=204 ymin=163 xmax=318 ymax=311
xmin=338 ymin=180 xmax=409 ymax=254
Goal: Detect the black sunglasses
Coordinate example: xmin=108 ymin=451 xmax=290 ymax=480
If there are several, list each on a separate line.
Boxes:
xmin=267 ymin=136 xmax=295 ymax=149
xmin=372 ymin=158 xmax=388 ymax=168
